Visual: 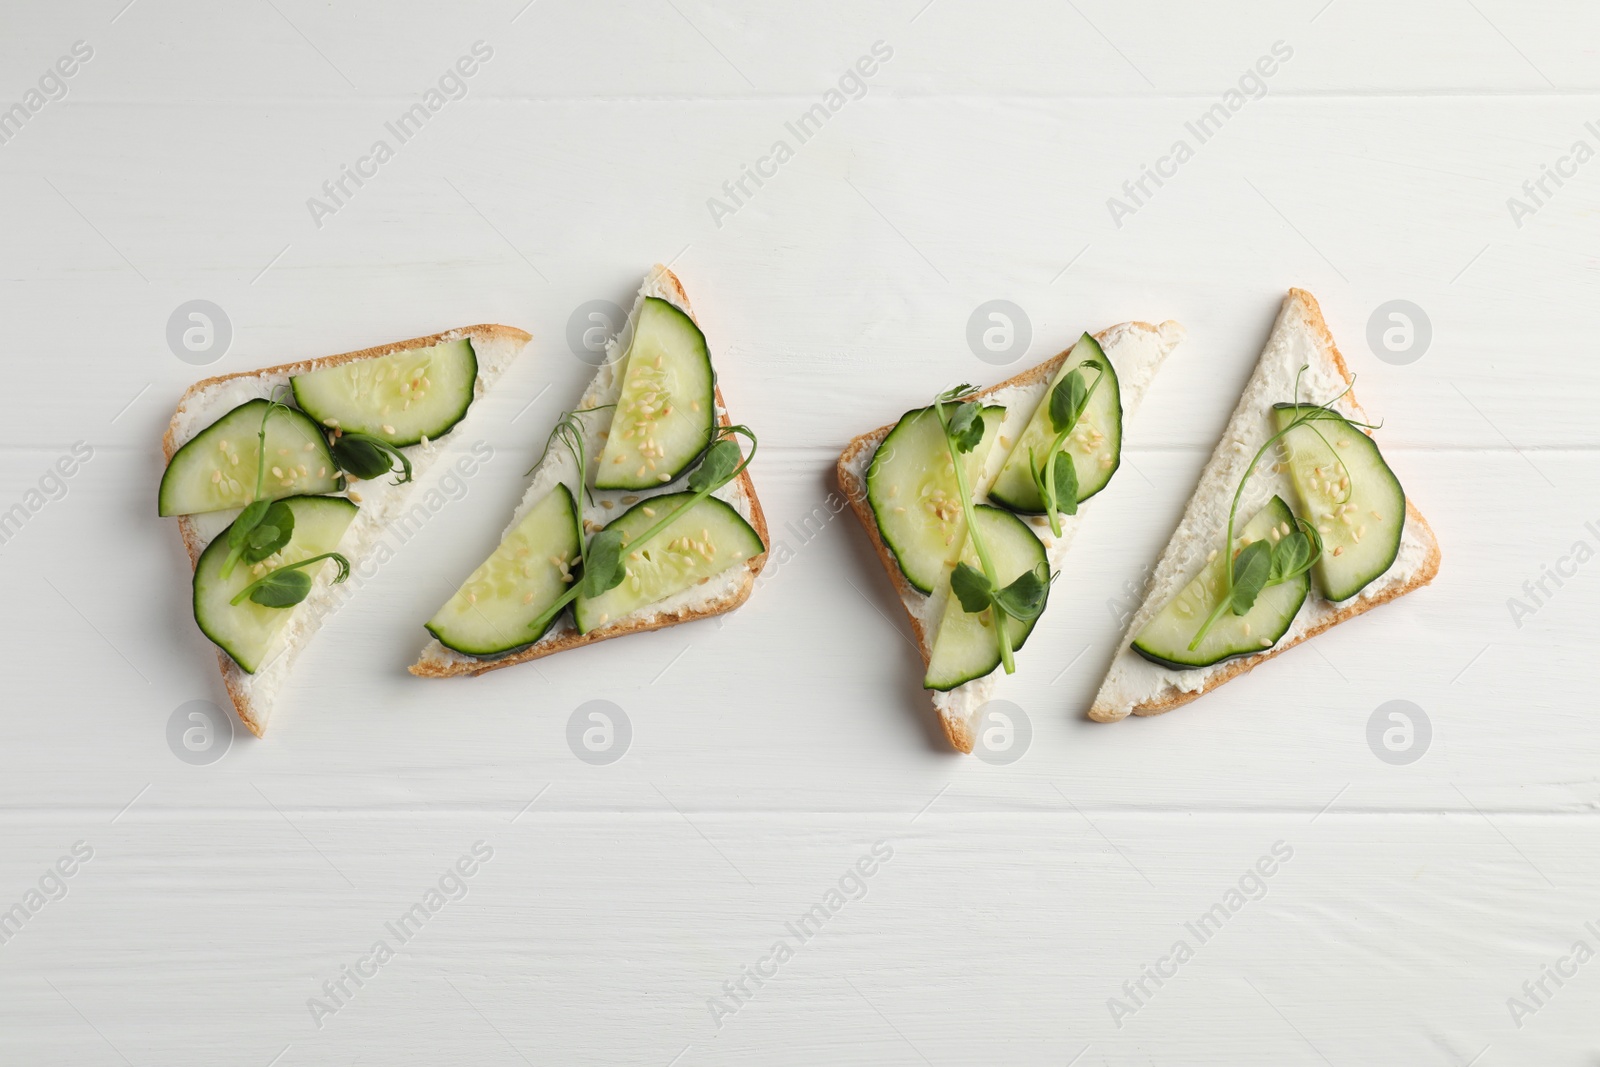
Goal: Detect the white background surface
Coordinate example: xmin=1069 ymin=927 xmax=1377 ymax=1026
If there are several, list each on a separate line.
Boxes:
xmin=1 ymin=1 xmax=1595 ymax=1063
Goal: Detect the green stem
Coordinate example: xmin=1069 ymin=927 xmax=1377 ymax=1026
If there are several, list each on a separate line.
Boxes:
xmin=527 ymin=584 xmax=583 ymax=635
xmin=1186 ymin=400 xmax=1344 ymax=651
xmin=934 ymin=398 xmax=1015 ymax=674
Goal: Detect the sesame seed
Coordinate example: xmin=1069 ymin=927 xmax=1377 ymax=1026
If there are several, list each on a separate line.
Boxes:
xmin=271 ymin=466 xmax=283 ymax=477
xmin=349 ymin=490 xmax=363 ymax=503
xmin=1332 ymin=546 xmax=1343 ymax=556
xmin=382 ymin=424 xmax=396 ymax=435
xmin=324 ymin=418 xmax=340 ymax=428
xmin=1259 ymin=637 xmax=1273 ymax=647
xmin=601 ymin=500 xmax=614 ymax=509
xmin=658 ymin=473 xmax=671 ymax=482
xmin=230 ymin=454 xmax=240 ymax=466
xmin=319 ymin=466 xmax=327 ymax=476
xmin=691 ymin=400 xmax=700 ymax=411
xmin=597 ymin=614 xmax=608 ymax=624
xmin=643 ymin=507 xmax=656 ymax=517
xmin=467 ymin=592 xmax=477 ymax=603
xmin=636 ymin=465 xmax=647 ymax=477
xmin=303 ymin=442 xmax=315 ymax=451
xmin=622 ymin=496 xmax=638 ymax=504
xmin=211 ymin=469 xmax=222 ymax=483
xmin=523 ymin=592 xmax=535 ymax=604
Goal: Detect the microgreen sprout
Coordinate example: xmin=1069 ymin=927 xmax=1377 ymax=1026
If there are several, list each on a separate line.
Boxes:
xmin=1027 ymin=352 xmax=1106 ymax=537
xmin=525 ymin=421 xmax=758 ymax=634
xmin=1186 ymin=366 xmax=1377 ymax=651
xmin=932 ymin=385 xmax=1050 ymax=675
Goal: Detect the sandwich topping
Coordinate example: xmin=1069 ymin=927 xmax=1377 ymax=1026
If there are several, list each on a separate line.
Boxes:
xmin=1131 ymin=367 xmax=1407 ymax=671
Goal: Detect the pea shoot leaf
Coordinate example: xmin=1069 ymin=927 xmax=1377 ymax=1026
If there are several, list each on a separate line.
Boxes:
xmin=230 ymin=552 xmax=350 ymax=609
xmin=947 ymin=401 xmax=984 ymax=454
xmin=949 ymin=561 xmax=995 ymax=614
xmin=247 ymin=568 xmax=313 ymax=608
xmin=688 ymin=437 xmax=742 ymax=494
xmin=1049 ymin=368 xmax=1090 ymax=433
xmin=1051 ymin=454 xmax=1079 ymax=516
xmin=581 ymin=527 xmax=627 ymax=598
xmin=332 ymin=433 xmax=412 ymax=484
xmin=1229 ymin=539 xmax=1273 ymax=615
xmin=992 ymin=563 xmax=1051 ymax=622
xmin=1270 ymin=528 xmax=1312 ymax=583
xmin=241 ymin=501 xmax=294 ymax=563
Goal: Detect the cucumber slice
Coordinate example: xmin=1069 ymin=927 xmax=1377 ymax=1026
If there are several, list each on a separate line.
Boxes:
xmin=923 ymin=506 xmax=1050 ymax=691
xmin=425 ymin=485 xmax=583 ymax=657
xmin=865 ymin=404 xmax=1006 ymax=595
xmin=573 ymin=492 xmax=763 ymax=634
xmin=988 ymin=334 xmax=1123 ymax=513
xmin=291 ymin=338 xmax=478 ymax=447
xmin=192 ymin=495 xmax=358 ymax=673
xmin=1273 ymin=404 xmax=1407 ymax=602
xmin=1131 ymin=496 xmax=1309 ymax=670
xmin=594 ymin=298 xmax=716 ymax=491
xmin=159 ymin=399 xmax=341 ymax=517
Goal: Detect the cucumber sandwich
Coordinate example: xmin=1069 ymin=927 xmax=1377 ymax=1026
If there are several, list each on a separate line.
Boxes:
xmin=1090 ymin=290 xmax=1440 ymax=722
xmin=838 ymin=319 xmax=1186 ymax=753
xmin=160 ymin=325 xmax=531 ymax=736
xmin=411 ymin=265 xmax=768 ymax=677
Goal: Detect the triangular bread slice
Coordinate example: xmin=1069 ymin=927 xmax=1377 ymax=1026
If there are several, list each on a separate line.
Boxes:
xmin=838 ymin=320 xmax=1186 ymax=752
xmin=162 ymin=325 xmax=532 ymax=736
xmin=1089 ymin=289 xmax=1441 ymax=721
xmin=410 ymin=265 xmax=768 ymax=678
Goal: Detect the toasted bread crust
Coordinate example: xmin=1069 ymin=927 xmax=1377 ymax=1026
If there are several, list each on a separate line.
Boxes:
xmin=408 ymin=267 xmax=769 ymax=679
xmin=1087 ymin=289 xmax=1441 ymax=721
xmin=836 ymin=324 xmax=1162 ymax=752
xmin=165 ymin=323 xmax=531 ymax=737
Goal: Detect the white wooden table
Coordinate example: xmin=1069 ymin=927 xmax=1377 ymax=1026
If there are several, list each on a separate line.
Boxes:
xmin=2 ymin=1 xmax=1595 ymax=1062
